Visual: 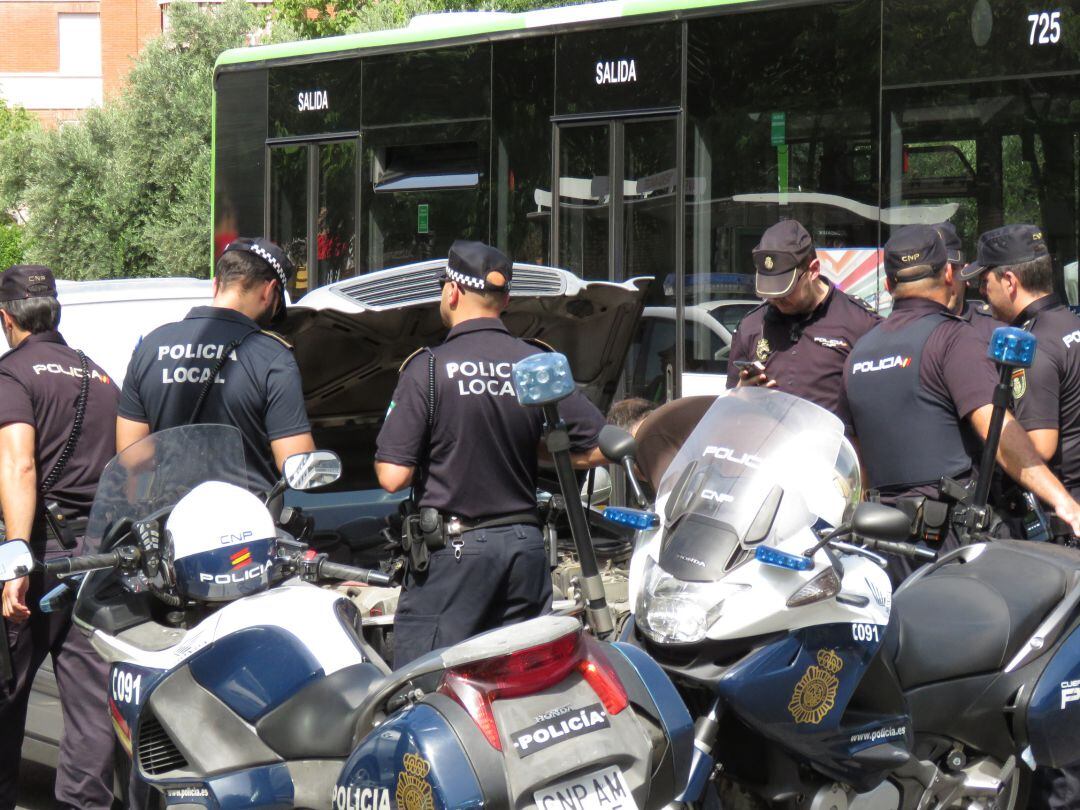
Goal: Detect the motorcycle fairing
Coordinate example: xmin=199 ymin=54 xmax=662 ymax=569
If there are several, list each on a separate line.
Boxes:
xmin=187 ymin=625 xmax=324 ymax=723
xmin=108 ymin=662 xmax=167 ymax=756
xmin=612 ymin=641 xmax=696 ymax=798
xmin=159 ymin=763 xmax=294 ymax=809
xmin=1025 ymin=621 xmax=1080 ymax=768
xmin=714 ymin=622 xmax=912 ymax=789
xmin=334 ymin=702 xmax=485 ymax=810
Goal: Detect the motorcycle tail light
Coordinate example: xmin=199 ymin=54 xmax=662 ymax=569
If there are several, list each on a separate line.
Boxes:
xmin=437 ymin=628 xmax=628 ymax=750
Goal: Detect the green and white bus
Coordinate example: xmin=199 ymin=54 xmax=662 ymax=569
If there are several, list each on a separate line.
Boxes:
xmin=213 ymin=0 xmax=1080 ymax=398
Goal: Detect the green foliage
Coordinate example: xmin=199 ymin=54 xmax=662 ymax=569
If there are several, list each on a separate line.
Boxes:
xmin=16 ymin=0 xmax=258 ymax=279
xmin=269 ymin=0 xmax=590 ymax=40
xmin=0 ymin=223 xmax=24 ymax=269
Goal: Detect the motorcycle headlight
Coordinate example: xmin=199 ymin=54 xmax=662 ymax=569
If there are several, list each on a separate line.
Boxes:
xmin=636 ymin=557 xmax=748 ymax=644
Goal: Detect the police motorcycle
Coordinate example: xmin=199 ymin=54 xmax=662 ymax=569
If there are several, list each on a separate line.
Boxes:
xmin=0 ymin=421 xmax=695 ymax=810
xmin=599 ymin=376 xmax=1080 ymax=810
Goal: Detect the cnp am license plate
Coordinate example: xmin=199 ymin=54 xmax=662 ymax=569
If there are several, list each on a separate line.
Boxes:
xmin=532 ymin=765 xmax=638 ymax=810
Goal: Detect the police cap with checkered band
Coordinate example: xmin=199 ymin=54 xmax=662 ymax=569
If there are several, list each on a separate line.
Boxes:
xmin=221 ymin=238 xmax=295 ymax=317
xmin=437 ymin=241 xmax=513 ymax=293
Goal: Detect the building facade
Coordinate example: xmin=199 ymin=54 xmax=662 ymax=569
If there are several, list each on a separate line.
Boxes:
xmin=0 ymin=0 xmax=161 ymax=126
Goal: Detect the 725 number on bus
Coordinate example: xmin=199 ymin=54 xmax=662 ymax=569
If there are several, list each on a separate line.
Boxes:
xmin=1028 ymin=11 xmax=1062 ymax=46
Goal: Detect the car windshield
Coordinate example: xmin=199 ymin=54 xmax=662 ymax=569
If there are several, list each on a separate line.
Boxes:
xmin=83 ymin=424 xmax=249 ymax=555
xmin=656 ymin=389 xmax=860 ymax=545
xmin=708 ymin=303 xmax=755 ymax=333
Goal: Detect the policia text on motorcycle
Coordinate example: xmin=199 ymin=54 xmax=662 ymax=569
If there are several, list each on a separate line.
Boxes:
xmin=727 ymin=219 xmax=880 ymax=430
xmin=0 ymin=265 xmax=118 ymax=810
xmin=841 ymin=225 xmax=1080 ymax=579
xmin=115 ymin=238 xmax=315 ymax=491
xmin=375 ymin=241 xmax=608 ymax=669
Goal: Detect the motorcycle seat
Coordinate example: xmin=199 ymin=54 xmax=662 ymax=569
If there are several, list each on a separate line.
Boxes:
xmin=887 ymin=541 xmax=1076 ymax=689
xmin=255 ymin=661 xmax=386 ymax=759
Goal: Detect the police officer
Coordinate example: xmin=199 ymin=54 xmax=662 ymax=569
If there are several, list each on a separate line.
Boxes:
xmin=726 ymin=220 xmax=880 ymax=429
xmin=0 ymin=265 xmax=118 ymax=810
xmin=116 ymin=238 xmax=314 ymax=491
xmin=934 ymin=220 xmax=1002 ymax=342
xmin=961 ymin=225 xmax=1080 ymax=502
xmin=375 ymin=241 xmax=606 ymax=668
xmin=959 ymin=222 xmax=1080 ymax=810
xmin=842 ymin=226 xmax=1080 ymax=581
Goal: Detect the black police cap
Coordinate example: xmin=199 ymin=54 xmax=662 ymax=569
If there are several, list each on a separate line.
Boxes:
xmin=438 ymin=240 xmax=513 ymax=292
xmin=884 ymin=225 xmax=947 ymax=284
xmin=751 ymin=220 xmax=817 ymax=298
xmin=960 ymin=224 xmax=1048 ymax=281
xmin=932 ymin=221 xmax=964 ymax=265
xmin=222 ymin=238 xmax=295 ymax=290
xmin=0 ymin=264 xmax=57 ymax=302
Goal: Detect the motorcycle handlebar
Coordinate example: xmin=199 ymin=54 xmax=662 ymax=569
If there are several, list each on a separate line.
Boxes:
xmin=864 ymin=538 xmax=937 ymax=562
xmin=44 ymin=551 xmax=121 ymax=577
xmin=316 ymin=559 xmax=393 ymax=587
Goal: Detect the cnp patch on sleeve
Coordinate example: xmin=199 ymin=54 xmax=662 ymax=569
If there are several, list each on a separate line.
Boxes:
xmin=1011 ymin=369 xmax=1027 ymax=400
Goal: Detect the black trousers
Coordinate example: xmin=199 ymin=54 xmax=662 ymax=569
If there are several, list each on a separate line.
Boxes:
xmin=393 ymin=523 xmax=552 ymax=669
xmin=0 ymin=566 xmax=113 ymax=810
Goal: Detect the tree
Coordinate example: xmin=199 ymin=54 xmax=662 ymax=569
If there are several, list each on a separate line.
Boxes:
xmin=0 ymin=100 xmax=37 ymax=267
xmin=19 ymin=0 xmax=259 ymax=279
xmin=269 ymin=0 xmax=591 ymax=41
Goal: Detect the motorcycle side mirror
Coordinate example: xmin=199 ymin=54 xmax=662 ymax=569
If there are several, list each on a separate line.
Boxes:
xmin=599 ymin=425 xmax=638 ymax=463
xmin=598 ymin=425 xmax=648 ymax=507
xmin=283 ymin=450 xmax=343 ymax=491
xmin=0 ymin=540 xmax=35 ymax=582
xmin=852 ymin=502 xmax=911 ymax=542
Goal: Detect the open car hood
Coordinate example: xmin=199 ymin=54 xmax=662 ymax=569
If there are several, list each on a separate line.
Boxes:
xmin=279 ymin=261 xmax=650 ymax=490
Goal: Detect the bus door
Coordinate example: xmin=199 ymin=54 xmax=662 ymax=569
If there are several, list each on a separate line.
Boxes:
xmin=552 ymin=116 xmax=680 ymax=400
xmin=267 ymin=137 xmax=358 ymax=300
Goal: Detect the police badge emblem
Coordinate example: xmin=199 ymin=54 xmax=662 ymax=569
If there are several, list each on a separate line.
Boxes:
xmin=395 ymin=753 xmax=434 ymax=810
xmin=1011 ymin=369 xmax=1027 ymax=400
xmin=764 ymin=256 xmax=775 ymax=270
xmin=755 ymin=338 xmax=771 ymax=362
xmin=788 ymin=649 xmax=844 ymax=724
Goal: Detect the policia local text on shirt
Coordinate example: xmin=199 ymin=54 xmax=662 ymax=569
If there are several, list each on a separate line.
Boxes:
xmin=0 ymin=265 xmax=118 ymax=810
xmin=375 ymin=241 xmax=607 ymax=669
xmin=116 ymin=238 xmax=314 ymax=490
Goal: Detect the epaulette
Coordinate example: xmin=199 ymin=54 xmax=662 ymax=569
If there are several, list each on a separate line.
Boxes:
xmin=399 ymin=347 xmax=432 ymax=373
xmin=975 ymin=302 xmax=994 ymax=317
xmin=524 ymin=337 xmax=556 ymax=353
xmin=847 ymin=294 xmax=876 ymax=314
xmin=259 ymin=329 xmax=293 ymax=350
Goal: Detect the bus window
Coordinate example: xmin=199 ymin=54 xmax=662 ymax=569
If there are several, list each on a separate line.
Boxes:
xmin=316 ymin=141 xmax=357 ymax=286
xmin=685 ymin=0 xmax=882 ymax=374
xmin=884 ymin=77 xmax=1080 ymax=301
xmin=269 ymin=144 xmax=309 ymax=297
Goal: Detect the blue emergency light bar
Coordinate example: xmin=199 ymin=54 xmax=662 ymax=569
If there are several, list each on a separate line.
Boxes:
xmin=988 ymin=326 xmax=1037 ymax=369
xmin=755 ymin=545 xmax=814 ymax=572
xmin=511 ymin=352 xmax=575 ymax=406
xmin=603 ymin=507 xmax=660 ymax=530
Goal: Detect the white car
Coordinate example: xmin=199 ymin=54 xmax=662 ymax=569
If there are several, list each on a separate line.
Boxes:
xmin=626 ymin=299 xmax=758 ymax=400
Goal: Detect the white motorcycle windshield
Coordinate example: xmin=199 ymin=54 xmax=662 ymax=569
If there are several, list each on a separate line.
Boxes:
xmin=657 ymin=389 xmax=860 ymax=539
xmin=83 ymin=424 xmax=249 ymax=555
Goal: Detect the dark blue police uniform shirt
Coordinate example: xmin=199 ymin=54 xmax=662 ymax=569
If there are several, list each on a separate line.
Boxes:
xmin=0 ymin=331 xmax=119 ymax=519
xmin=1009 ymin=295 xmax=1080 ymax=495
xmin=118 ymin=306 xmax=310 ymax=491
xmin=725 ymin=283 xmax=880 ymax=429
xmin=375 ymin=317 xmax=606 ymax=521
